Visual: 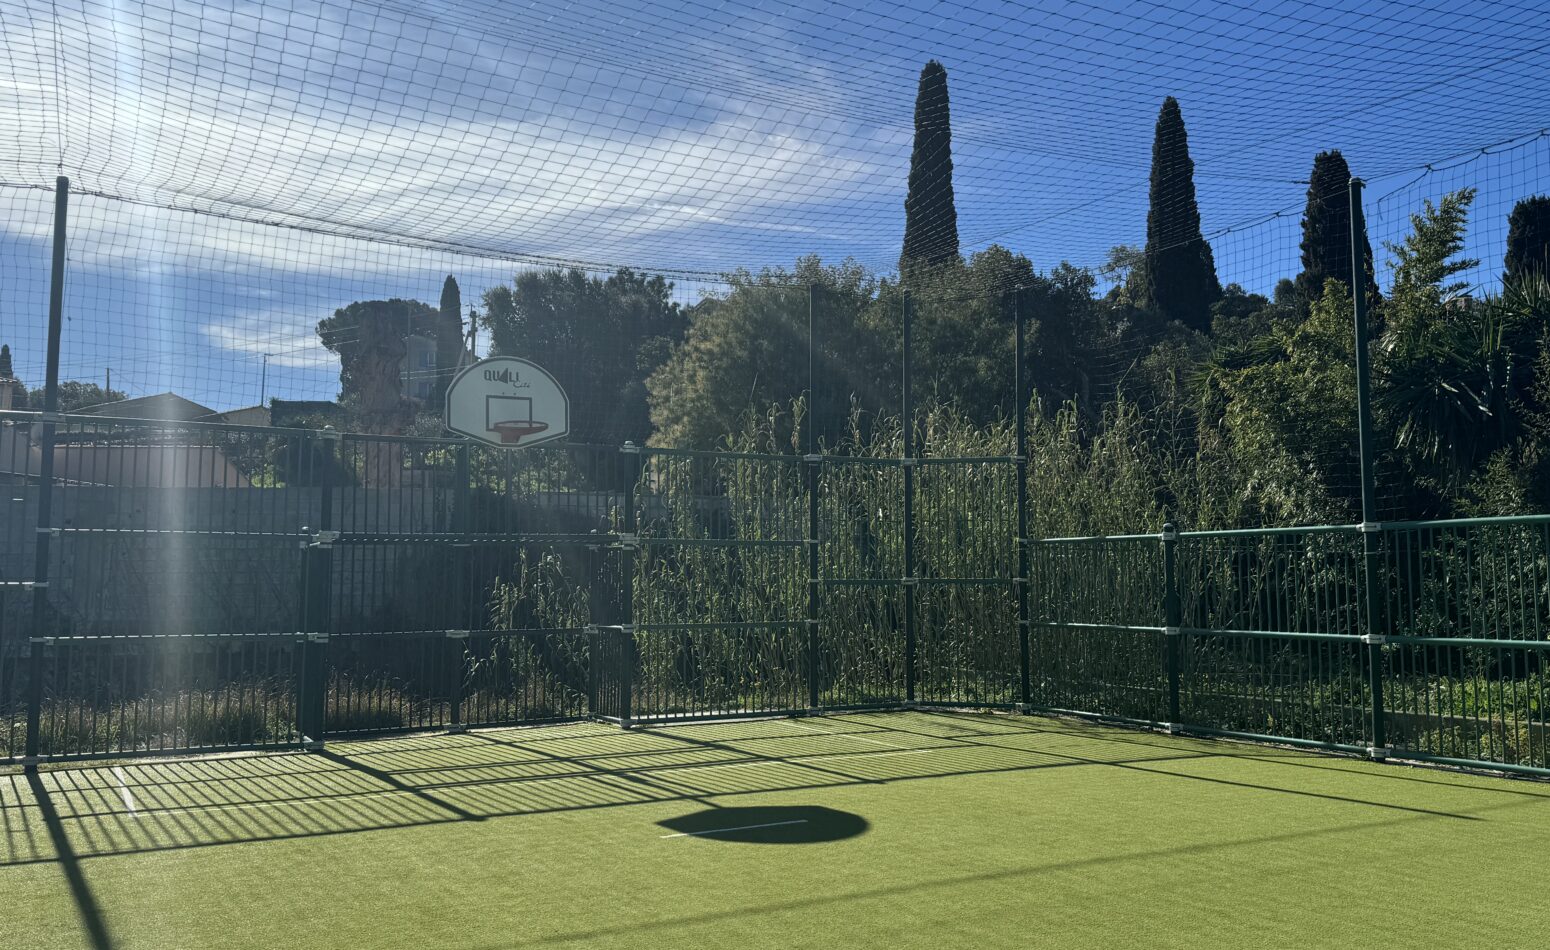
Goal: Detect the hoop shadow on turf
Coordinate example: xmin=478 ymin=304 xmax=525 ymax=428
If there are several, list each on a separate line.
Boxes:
xmin=656 ymin=805 xmax=867 ymax=843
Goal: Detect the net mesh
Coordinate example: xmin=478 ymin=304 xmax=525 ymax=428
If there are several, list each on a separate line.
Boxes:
xmin=1 ymin=0 xmax=1548 ymax=524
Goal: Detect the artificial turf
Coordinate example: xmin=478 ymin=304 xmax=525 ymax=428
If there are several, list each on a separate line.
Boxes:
xmin=3 ymin=710 xmax=1547 ymax=949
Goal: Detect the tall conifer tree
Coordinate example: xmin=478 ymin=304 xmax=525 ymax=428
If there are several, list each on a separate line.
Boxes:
xmin=900 ymin=60 xmax=959 ymax=275
xmin=433 ymin=275 xmax=464 ymax=412
xmin=1138 ymin=97 xmax=1220 ymax=331
xmin=1505 ymin=195 xmax=1550 ymax=285
xmin=1295 ymin=150 xmax=1376 ymax=303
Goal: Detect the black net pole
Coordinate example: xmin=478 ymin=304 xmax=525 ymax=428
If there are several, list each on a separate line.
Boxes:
xmin=902 ymin=291 xmax=916 ymax=705
xmin=1014 ymin=289 xmax=1031 ymax=711
xmin=1349 ymin=177 xmax=1388 ymax=757
xmin=806 ymin=284 xmax=822 ymax=713
xmin=24 ymin=176 xmax=68 ymax=770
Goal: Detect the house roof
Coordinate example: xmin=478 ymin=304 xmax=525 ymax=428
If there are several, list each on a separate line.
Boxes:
xmin=75 ymin=392 xmax=216 ymax=421
xmin=197 ymin=405 xmax=271 ymax=426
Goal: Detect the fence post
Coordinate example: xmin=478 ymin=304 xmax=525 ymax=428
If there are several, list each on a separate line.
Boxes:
xmin=901 ymin=291 xmax=917 ymax=706
xmin=1014 ymin=289 xmax=1031 ymax=712
xmin=1161 ymin=522 xmax=1182 ymax=728
xmin=299 ymin=535 xmax=331 ymax=750
xmin=1349 ymin=177 xmax=1388 ymax=758
xmin=618 ymin=441 xmax=642 ymax=727
xmin=805 ymin=283 xmax=822 ymax=714
xmin=299 ymin=428 xmax=338 ymax=751
xmin=449 ymin=442 xmax=472 ymax=731
xmin=24 ymin=176 xmax=69 ymax=771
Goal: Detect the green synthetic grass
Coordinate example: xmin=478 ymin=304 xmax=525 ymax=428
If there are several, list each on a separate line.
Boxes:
xmin=3 ymin=711 xmax=1548 ymax=949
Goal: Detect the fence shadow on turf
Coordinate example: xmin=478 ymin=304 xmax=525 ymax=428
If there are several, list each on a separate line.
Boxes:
xmin=0 ymin=710 xmax=1507 ymax=876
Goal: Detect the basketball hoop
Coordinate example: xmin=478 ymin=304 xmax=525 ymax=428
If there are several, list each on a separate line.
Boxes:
xmin=491 ymin=419 xmax=549 ymax=444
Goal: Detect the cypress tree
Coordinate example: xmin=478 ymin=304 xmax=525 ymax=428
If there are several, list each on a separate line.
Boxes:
xmin=433 ymin=275 xmax=464 ymax=412
xmin=1294 ymin=150 xmax=1376 ymax=304
xmin=900 ymin=60 xmax=959 ymax=275
xmin=1505 ymin=195 xmax=1550 ymax=285
xmin=1138 ymin=97 xmax=1220 ymax=331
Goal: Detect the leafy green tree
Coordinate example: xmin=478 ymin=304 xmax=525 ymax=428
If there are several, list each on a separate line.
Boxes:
xmin=648 ymin=257 xmax=884 ymax=449
xmin=24 ymin=380 xmax=127 ymax=412
xmin=1383 ymin=188 xmax=1478 ymax=334
xmin=482 ymin=268 xmax=685 ymax=444
xmin=1210 ymin=280 xmax=1359 ymax=524
xmin=900 ymin=60 xmax=959 ymax=276
xmin=1377 ymin=190 xmax=1550 ymax=498
xmin=318 ymin=298 xmax=437 ymax=434
xmin=1294 ymin=150 xmax=1376 ymax=305
xmin=432 ymin=276 xmax=464 ymax=413
xmin=1026 ymin=262 xmax=1113 ymax=412
xmin=1504 ymin=195 xmax=1550 ymax=285
xmin=897 ymin=247 xmax=1034 ymax=426
xmin=1136 ymin=97 xmax=1220 ymax=332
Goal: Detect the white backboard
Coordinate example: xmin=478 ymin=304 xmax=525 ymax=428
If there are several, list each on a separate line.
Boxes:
xmin=444 ymin=357 xmax=570 ymax=448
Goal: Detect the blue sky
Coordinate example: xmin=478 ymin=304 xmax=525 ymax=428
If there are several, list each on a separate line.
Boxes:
xmin=1 ymin=0 xmax=1548 ymax=410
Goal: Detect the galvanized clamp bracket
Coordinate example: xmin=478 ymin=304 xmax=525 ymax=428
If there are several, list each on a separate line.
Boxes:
xmin=901 ymin=576 xmax=919 ymax=586
xmin=1011 ymin=576 xmax=1029 ymax=586
xmin=584 ymin=623 xmax=600 ymax=634
xmin=617 ymin=624 xmax=636 ymax=636
xmin=900 ymin=457 xmax=919 ymax=468
xmin=30 ymin=636 xmax=56 ymax=646
xmin=620 ymin=441 xmax=643 ymax=455
xmin=612 ymin=532 xmax=640 ymax=550
xmin=1359 ymin=521 xmax=1382 ymax=533
xmin=802 ymin=454 xmax=823 ymax=464
xmin=1163 ymin=722 xmax=1184 ymax=735
xmin=1164 ymin=626 xmax=1182 ymax=637
xmin=18 ymin=580 xmax=44 ymax=590
xmin=305 ymin=632 xmax=331 ymax=644
xmin=444 ymin=630 xmax=470 ymax=641
xmin=309 ymin=529 xmax=340 ymax=547
xmin=1160 ymin=526 xmax=1178 ymax=542
xmin=314 ymin=427 xmax=343 ymax=442
xmin=303 ymin=739 xmax=327 ymax=751
xmin=1367 ymin=746 xmax=1392 ymax=760
xmin=35 ymin=526 xmax=61 ymax=536
xmin=1361 ymin=634 xmax=1388 ymax=645
xmin=1011 ymin=455 xmax=1028 ymax=465
xmin=35 ymin=410 xmax=66 ymax=424
xmin=805 ymin=619 xmax=820 ymax=630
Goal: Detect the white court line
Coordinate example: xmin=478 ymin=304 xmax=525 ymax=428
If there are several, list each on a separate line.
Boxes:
xmin=111 ymin=767 xmax=138 ymax=818
xmin=659 ymin=819 xmax=808 ymax=839
xmin=785 ymin=719 xmax=899 ymax=748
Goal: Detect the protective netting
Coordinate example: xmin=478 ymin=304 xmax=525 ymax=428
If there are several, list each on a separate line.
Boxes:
xmin=1 ymin=0 xmax=1549 ymax=525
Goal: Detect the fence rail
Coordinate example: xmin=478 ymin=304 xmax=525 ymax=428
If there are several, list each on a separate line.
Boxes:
xmin=2 ymin=409 xmax=1547 ymax=777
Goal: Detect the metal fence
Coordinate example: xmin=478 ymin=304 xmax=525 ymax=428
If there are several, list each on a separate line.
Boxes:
xmin=3 ymin=410 xmax=1547 ymax=776
xmin=1 ymin=178 xmax=1546 ymax=780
